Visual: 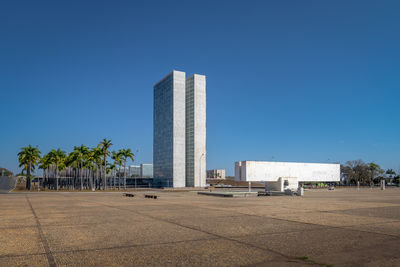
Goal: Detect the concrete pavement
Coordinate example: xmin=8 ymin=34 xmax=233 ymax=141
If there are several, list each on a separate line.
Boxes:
xmin=0 ymin=188 xmax=399 ymax=266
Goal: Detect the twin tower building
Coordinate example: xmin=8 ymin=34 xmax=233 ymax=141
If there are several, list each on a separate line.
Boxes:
xmin=153 ymin=70 xmax=206 ymax=188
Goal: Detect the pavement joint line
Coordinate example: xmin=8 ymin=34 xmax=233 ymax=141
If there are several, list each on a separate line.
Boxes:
xmin=0 ymin=251 xmax=48 ymax=260
xmin=25 ymin=194 xmax=57 ymax=267
xmin=73 ymin=197 xmax=310 ymax=265
xmin=143 ymin=199 xmax=400 ymax=239
xmin=0 ymin=219 xmax=135 ymax=230
xmin=239 ymin=213 xmax=400 ymax=239
xmin=325 ymin=210 xmax=400 ymax=220
xmin=0 ymin=236 xmax=221 ymax=259
xmin=340 ymin=220 xmax=400 ymax=227
xmin=0 ymin=222 xmax=325 ymax=259
xmin=0 ymin=225 xmax=37 ymax=230
xmin=163 ymin=201 xmax=400 ymax=239
xmin=5 ymin=222 xmax=107 ymax=229
xmin=227 ymin=228 xmax=328 ymax=239
xmin=48 ymin=236 xmax=221 ymax=255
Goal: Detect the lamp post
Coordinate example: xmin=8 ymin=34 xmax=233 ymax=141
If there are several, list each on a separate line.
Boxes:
xmin=199 ymin=153 xmax=205 ymax=188
xmin=135 ymin=150 xmax=139 ymax=190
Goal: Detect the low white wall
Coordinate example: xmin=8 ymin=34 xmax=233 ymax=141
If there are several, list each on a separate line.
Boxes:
xmin=235 ymin=161 xmax=340 ymax=182
xmin=266 ymin=177 xmax=299 ymax=192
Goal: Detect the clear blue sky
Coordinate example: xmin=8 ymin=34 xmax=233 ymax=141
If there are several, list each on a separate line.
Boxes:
xmin=1 ymin=0 xmax=399 ymax=175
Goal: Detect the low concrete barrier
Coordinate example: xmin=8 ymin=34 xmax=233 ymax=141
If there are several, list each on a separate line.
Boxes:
xmin=198 ymin=191 xmax=258 ymax=198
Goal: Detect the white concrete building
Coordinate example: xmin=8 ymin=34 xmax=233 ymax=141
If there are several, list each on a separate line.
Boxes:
xmin=153 ymin=70 xmax=206 ymax=188
xmin=154 ymin=70 xmax=186 ymax=188
xmin=235 ymin=161 xmax=340 ymax=191
xmin=129 ymin=165 xmax=141 ymax=177
xmin=140 ymin=164 xmax=153 ymax=178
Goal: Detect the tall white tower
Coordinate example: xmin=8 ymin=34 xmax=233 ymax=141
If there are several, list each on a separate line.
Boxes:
xmin=153 ymin=70 xmax=206 ymax=188
xmin=153 ymin=70 xmax=186 ymax=188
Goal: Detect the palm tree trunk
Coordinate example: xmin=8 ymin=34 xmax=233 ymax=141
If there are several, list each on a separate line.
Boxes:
xmin=104 ymin=155 xmax=107 ymax=190
xmin=26 ymin=161 xmax=31 ymax=190
xmin=55 ymin=164 xmax=58 ymax=191
xmin=124 ymin=162 xmax=127 ymax=190
xmin=95 ymin=167 xmax=97 ymax=190
xmin=80 ymin=164 xmax=83 ymax=190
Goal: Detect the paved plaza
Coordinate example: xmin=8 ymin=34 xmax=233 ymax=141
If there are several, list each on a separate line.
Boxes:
xmin=0 ymin=188 xmax=399 ymax=266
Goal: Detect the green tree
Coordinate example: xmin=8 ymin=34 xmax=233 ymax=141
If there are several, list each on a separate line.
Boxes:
xmin=386 ymin=169 xmax=396 ymax=184
xmin=107 ymin=162 xmax=116 ymax=189
xmin=119 ymin=149 xmax=135 ymax=190
xmin=48 ymin=149 xmax=66 ymax=190
xmin=86 ymin=147 xmax=102 ymax=190
xmin=39 ymin=153 xmax=52 ymax=189
xmin=341 ymin=160 xmax=373 ymax=185
xmin=98 ymin=138 xmax=113 ymax=190
xmin=77 ymin=145 xmax=90 ymax=190
xmin=386 ymin=169 xmax=396 ymax=177
xmin=18 ymin=145 xmax=41 ymax=190
xmin=65 ymin=151 xmax=79 ymax=189
xmin=111 ymin=151 xmax=122 ymax=190
xmin=369 ymin=162 xmax=382 ymax=184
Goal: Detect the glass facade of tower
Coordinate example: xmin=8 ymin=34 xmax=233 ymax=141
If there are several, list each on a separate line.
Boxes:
xmin=153 ymin=74 xmax=174 ymax=187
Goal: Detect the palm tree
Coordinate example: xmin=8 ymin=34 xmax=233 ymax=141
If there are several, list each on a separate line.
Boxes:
xmin=386 ymin=169 xmax=396 ymax=184
xmin=87 ymin=147 xmax=102 ymax=190
xmin=48 ymin=149 xmax=66 ymax=191
xmin=119 ymin=149 xmax=135 ymax=190
xmin=369 ymin=162 xmax=381 ymax=184
xmin=85 ymin=149 xmax=95 ymax=190
xmin=65 ymin=151 xmax=79 ymax=190
xmin=78 ymin=145 xmax=90 ymax=190
xmin=68 ymin=145 xmax=90 ymax=190
xmin=18 ymin=145 xmax=41 ymax=190
xmin=111 ymin=151 xmax=122 ymax=190
xmin=107 ymin=163 xmax=116 ymax=189
xmin=38 ymin=153 xmax=51 ymax=190
xmin=98 ymin=138 xmax=113 ymax=190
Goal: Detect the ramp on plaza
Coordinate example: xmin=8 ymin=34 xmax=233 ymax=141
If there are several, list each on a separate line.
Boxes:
xmin=0 ymin=177 xmax=17 ymax=193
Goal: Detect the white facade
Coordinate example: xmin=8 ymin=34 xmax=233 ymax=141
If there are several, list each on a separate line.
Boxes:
xmin=154 ymin=70 xmax=186 ymax=187
xmin=140 ymin=164 xmax=153 ymax=178
xmin=154 ymin=70 xmax=206 ymax=188
xmin=172 ymin=71 xmax=187 ymax=187
xmin=235 ymin=161 xmax=340 ymax=183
